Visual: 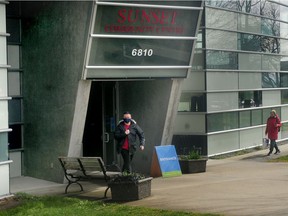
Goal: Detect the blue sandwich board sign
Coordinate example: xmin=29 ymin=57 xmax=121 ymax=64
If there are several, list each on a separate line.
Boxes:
xmin=151 ymin=145 xmax=182 ymax=178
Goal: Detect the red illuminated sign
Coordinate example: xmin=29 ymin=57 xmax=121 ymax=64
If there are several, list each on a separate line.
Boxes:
xmin=101 ymin=7 xmax=186 ymax=34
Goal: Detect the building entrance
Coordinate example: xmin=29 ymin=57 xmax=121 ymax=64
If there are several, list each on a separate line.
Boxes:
xmin=82 ymin=82 xmax=118 ymax=165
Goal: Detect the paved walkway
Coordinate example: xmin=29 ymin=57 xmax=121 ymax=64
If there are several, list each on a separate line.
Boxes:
xmin=10 ymin=144 xmax=288 ymax=216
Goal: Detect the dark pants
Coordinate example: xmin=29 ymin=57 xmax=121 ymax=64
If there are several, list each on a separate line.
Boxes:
xmin=268 ymin=139 xmax=280 ymax=155
xmin=121 ymin=149 xmax=134 ymax=173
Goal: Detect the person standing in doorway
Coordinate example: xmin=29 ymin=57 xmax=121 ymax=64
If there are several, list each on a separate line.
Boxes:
xmin=265 ymin=110 xmax=281 ymax=156
xmin=114 ymin=111 xmax=145 ymax=173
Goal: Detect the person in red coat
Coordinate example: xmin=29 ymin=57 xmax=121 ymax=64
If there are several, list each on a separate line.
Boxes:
xmin=265 ymin=110 xmax=282 ymax=156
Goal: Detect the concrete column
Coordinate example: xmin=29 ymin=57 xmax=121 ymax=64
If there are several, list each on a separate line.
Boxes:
xmin=161 ymin=78 xmax=184 ymax=146
xmin=68 ymin=80 xmax=91 ymax=157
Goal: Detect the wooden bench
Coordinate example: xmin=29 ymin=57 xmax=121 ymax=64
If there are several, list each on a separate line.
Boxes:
xmin=58 ymin=156 xmax=120 ymax=197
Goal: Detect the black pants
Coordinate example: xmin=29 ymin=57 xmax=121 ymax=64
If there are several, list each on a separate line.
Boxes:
xmin=121 ymin=149 xmax=134 ymax=173
xmin=268 ymin=139 xmax=280 ymax=155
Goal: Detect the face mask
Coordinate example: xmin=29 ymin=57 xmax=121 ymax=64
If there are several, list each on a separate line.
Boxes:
xmin=123 ymin=118 xmax=131 ymax=123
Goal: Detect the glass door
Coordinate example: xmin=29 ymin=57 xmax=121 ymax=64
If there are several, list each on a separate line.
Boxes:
xmin=102 ymin=82 xmax=118 ymax=165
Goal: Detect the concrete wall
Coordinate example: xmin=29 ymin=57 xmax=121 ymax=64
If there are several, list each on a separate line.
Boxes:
xmin=118 ymin=80 xmax=174 ymax=175
xmin=21 ymin=2 xmax=92 ymax=182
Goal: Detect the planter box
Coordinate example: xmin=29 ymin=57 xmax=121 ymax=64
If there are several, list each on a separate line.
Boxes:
xmin=108 ymin=177 xmax=153 ymax=201
xmin=179 ymin=158 xmax=207 ymax=174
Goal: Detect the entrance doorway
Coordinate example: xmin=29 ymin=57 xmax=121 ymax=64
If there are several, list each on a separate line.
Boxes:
xmin=82 ymin=82 xmax=118 ymax=165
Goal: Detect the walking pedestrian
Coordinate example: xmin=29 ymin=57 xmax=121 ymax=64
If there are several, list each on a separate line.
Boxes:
xmin=114 ymin=111 xmax=145 ymax=173
xmin=265 ymin=110 xmax=281 ymax=156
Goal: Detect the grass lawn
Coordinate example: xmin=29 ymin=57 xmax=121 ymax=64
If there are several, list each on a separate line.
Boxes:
xmin=0 ymin=193 xmax=221 ymax=216
xmin=268 ymin=155 xmax=288 ymax=162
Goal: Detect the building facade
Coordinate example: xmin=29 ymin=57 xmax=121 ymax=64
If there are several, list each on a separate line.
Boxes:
xmin=0 ymin=0 xmax=203 ymax=197
xmin=1 ymin=0 xmax=288 ymax=198
xmin=174 ymin=0 xmax=288 ymax=156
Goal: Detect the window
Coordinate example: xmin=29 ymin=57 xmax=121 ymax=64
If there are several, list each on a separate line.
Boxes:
xmin=239 ymin=91 xmax=262 ymax=108
xmin=281 ymin=89 xmax=288 ymax=104
xmin=206 ymin=50 xmax=238 ymax=69
xmin=239 ymin=111 xmax=251 ymax=128
xmin=280 ymin=73 xmax=288 ymax=87
xmin=8 ymin=124 xmax=22 ymax=150
xmin=261 ymin=18 xmax=280 ymax=36
xmin=262 ymin=72 xmax=280 ymax=88
xmin=238 ymin=33 xmax=261 ymax=52
xmin=0 ymin=133 xmax=8 ymax=162
xmin=178 ymin=93 xmax=206 ymax=112
xmin=238 ymin=33 xmax=280 ymax=53
xmin=207 ymin=112 xmax=238 ymax=132
xmin=206 ymin=30 xmax=237 ymax=50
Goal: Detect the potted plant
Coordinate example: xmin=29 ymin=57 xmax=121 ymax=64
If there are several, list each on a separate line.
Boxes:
xmin=108 ymin=172 xmax=153 ymax=201
xmin=178 ymin=149 xmax=208 ymax=174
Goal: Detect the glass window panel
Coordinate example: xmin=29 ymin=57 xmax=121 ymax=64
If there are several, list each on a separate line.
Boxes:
xmin=178 ymin=93 xmax=206 ymax=112
xmin=0 ymin=69 xmax=7 ymax=97
xmin=8 ymin=99 xmax=22 ymax=123
xmin=262 ymin=55 xmax=281 ymax=71
xmin=260 ymin=1 xmax=280 ymax=19
xmin=206 ymin=50 xmax=238 ymax=70
xmin=191 ymin=49 xmax=203 ymax=70
xmin=281 ymin=57 xmax=288 ymax=71
xmin=206 ymin=0 xmax=260 ymax=15
xmin=195 ymin=30 xmax=203 ymax=49
xmin=280 ymin=39 xmax=288 ymax=55
xmin=280 ymin=4 xmax=288 ymax=22
xmin=206 ymin=30 xmax=237 ymax=50
xmin=0 ymin=37 xmax=7 ymax=65
xmin=238 ymin=14 xmax=261 ymax=34
xmin=7 ymin=45 xmax=20 ymax=69
xmin=8 ymin=72 xmax=21 ymax=96
xmin=281 ymin=89 xmax=288 ymax=104
xmin=206 ymin=8 xmax=237 ymax=30
xmin=8 ymin=124 xmax=22 ymax=150
xmin=239 ymin=91 xmax=262 ymax=108
xmin=238 ymin=33 xmax=261 ymax=52
xmin=251 ymin=109 xmax=262 ymax=126
xmin=0 ymin=133 xmax=8 ymax=162
xmin=280 ymin=73 xmax=288 ymax=87
xmin=207 ymin=112 xmax=238 ymax=133
xmin=89 ymin=38 xmax=193 ymax=66
xmin=262 ymin=90 xmax=281 ymax=106
xmin=239 ymin=111 xmax=251 ymax=128
xmin=207 ymin=92 xmax=238 ymax=112
xmin=0 ymin=101 xmax=8 ymax=128
xmin=6 ymin=1 xmax=20 ymax=17
xmin=0 ymin=5 xmax=6 ymax=33
xmin=261 ymin=36 xmax=280 ymax=53
xmin=238 ymin=53 xmax=261 ymax=70
xmin=6 ymin=18 xmax=21 ymax=43
xmin=262 ymin=72 xmax=280 ymax=88
xmin=261 ymin=18 xmax=280 ymax=36
xmin=239 ymin=72 xmax=262 ymax=89
xmin=206 ymin=72 xmax=238 ymax=91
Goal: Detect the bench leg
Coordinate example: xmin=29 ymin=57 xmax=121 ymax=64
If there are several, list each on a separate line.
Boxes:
xmin=104 ymin=186 xmax=110 ymax=198
xmin=65 ymin=181 xmax=84 ymax=194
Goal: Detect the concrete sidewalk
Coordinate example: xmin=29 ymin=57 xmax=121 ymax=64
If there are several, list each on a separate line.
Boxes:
xmin=10 ymin=144 xmax=288 ymax=216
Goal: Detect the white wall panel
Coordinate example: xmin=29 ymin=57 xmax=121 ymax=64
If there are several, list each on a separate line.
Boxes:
xmin=208 ymin=132 xmax=239 ymax=155
xmin=262 ymin=90 xmax=281 ymax=106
